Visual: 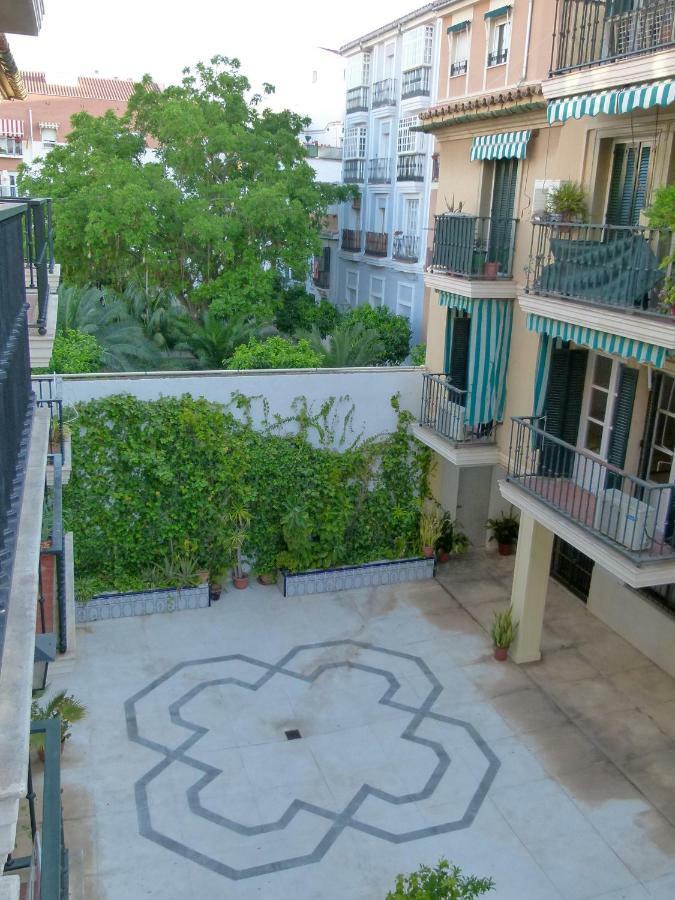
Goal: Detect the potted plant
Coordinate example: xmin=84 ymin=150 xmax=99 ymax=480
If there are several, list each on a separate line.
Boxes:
xmin=31 ymin=690 xmax=87 ymax=760
xmin=483 ymin=260 xmax=500 ymax=280
xmin=547 ymin=181 xmax=587 ymax=224
xmin=435 ymin=513 xmax=470 ymax=563
xmin=386 ymin=858 xmax=495 ymax=898
xmin=657 ymin=278 xmax=675 ymax=316
xmin=257 ymin=571 xmax=277 ymax=586
xmin=487 ymin=512 xmax=519 ymax=556
xmin=491 ymin=607 xmax=518 ymax=661
xmin=208 ymin=569 xmax=226 ymax=602
xmin=420 ymin=507 xmax=444 ymax=559
xmin=228 ymin=505 xmax=251 ymax=590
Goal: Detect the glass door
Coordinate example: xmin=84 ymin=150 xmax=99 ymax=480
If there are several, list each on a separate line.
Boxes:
xmin=575 ymin=353 xmax=621 ymax=493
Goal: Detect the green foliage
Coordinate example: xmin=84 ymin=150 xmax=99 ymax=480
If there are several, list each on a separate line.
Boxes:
xmin=420 ymin=507 xmax=444 ymax=550
xmin=175 ymin=311 xmax=262 ymax=369
xmin=547 ymin=181 xmax=588 ymax=220
xmin=274 ymin=286 xmax=341 ymax=337
xmin=343 ymin=305 xmax=412 ymax=366
xmin=307 ymin=321 xmax=385 ymax=367
xmin=386 ymin=859 xmax=495 ymax=899
xmin=491 ymin=606 xmax=518 ymax=649
xmin=227 ymin=335 xmax=324 ymax=370
xmin=486 ymin=512 xmax=520 ymax=546
xmin=31 ymin=690 xmax=87 ymax=744
xmin=436 ymin=512 xmax=469 ymax=555
xmin=47 ymin=329 xmax=103 ymax=374
xmin=64 ymin=394 xmax=430 ymax=586
xmin=411 ymin=343 xmax=427 ymax=366
xmin=647 ymin=183 xmax=675 ymax=230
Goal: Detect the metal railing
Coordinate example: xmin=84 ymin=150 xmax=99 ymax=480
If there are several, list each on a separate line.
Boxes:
xmin=401 ymin=66 xmax=431 ymax=98
xmin=343 ymin=159 xmax=366 ymax=183
xmin=0 ymin=204 xmax=34 ymax=677
xmin=420 ymin=373 xmax=495 ymax=444
xmin=33 ymin=376 xmax=64 ymax=457
xmin=368 ymin=158 xmax=393 ymax=183
xmin=527 ymin=221 xmax=673 ymax=314
xmin=487 ymin=48 xmax=508 ymax=67
xmin=397 ymin=153 xmax=426 ymax=182
xmin=346 ymin=85 xmax=370 ymax=113
xmin=508 ymin=416 xmax=675 ymax=563
xmin=372 ymin=78 xmax=397 ymax=107
xmin=432 ymin=213 xmax=518 ymax=278
xmin=365 ymin=232 xmax=388 ymax=256
xmin=0 ymin=196 xmax=54 ymax=334
xmin=552 ymin=0 xmax=675 ymax=75
xmin=341 ymin=228 xmax=362 ymax=252
xmin=450 ymin=59 xmax=468 ymax=76
xmin=393 ymin=234 xmax=421 ymax=262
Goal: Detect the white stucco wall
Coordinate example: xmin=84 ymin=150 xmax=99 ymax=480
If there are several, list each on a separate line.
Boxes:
xmin=60 ymin=367 xmax=423 ymax=448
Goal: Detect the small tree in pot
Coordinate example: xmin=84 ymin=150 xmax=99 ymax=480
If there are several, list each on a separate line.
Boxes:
xmin=387 ymin=858 xmax=495 ymax=899
xmin=436 ymin=512 xmax=470 ymax=563
xmin=487 ymin=512 xmax=519 ymax=556
xmin=420 ymin=507 xmax=444 ymax=559
xmin=491 ymin=607 xmax=518 ymax=661
xmin=547 ymin=181 xmax=587 ymax=224
xmin=31 ymin=690 xmax=87 ymax=759
xmin=227 ymin=505 xmax=251 ymax=590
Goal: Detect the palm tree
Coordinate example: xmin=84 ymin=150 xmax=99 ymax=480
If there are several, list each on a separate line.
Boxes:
xmin=115 ymin=282 xmax=187 ymax=351
xmin=306 ymin=321 xmax=385 ymax=368
xmin=176 ymin=311 xmax=263 ymax=369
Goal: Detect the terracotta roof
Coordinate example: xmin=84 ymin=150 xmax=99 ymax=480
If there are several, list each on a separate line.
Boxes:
xmin=419 ymin=84 xmax=546 ymax=130
xmin=20 ymin=71 xmax=160 ymax=100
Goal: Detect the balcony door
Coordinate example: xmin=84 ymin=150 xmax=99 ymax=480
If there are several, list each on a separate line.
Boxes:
xmin=605 ymin=140 xmax=652 ymax=226
xmin=487 ymin=159 xmax=518 ymax=272
xmin=444 ymin=310 xmax=470 ymax=396
xmin=639 ymin=371 xmax=675 ymax=539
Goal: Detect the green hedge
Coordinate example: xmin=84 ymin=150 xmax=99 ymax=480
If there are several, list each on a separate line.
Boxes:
xmin=65 ymin=394 xmax=430 ymax=590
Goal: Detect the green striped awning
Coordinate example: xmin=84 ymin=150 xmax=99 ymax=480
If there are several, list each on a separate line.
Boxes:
xmin=548 ymin=80 xmax=675 ymax=125
xmin=470 ymin=130 xmax=532 ymax=161
xmin=484 ymin=5 xmax=511 ymax=19
xmin=526 ymin=314 xmax=666 ymax=368
xmin=447 ymin=20 xmax=470 ymax=33
xmin=439 ymin=293 xmax=513 ymax=425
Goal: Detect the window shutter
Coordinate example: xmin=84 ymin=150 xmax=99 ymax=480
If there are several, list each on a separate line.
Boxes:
xmin=449 ymin=313 xmax=471 ymax=395
xmin=633 ymin=145 xmax=651 ymax=224
xmin=606 ymin=143 xmax=651 ymax=226
xmin=605 ymin=0 xmax=634 ymax=16
xmin=562 ymin=350 xmax=588 ymax=446
xmin=639 ymin=371 xmax=663 ymax=480
xmin=606 ymin=144 xmax=626 ymax=225
xmin=488 ymin=159 xmax=518 ymax=270
xmin=541 ymin=346 xmax=588 ymax=475
xmin=606 ymin=365 xmax=638 ymax=488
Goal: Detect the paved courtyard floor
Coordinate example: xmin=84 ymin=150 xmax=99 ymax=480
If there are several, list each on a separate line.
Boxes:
xmin=50 ymin=552 xmax=675 ymax=899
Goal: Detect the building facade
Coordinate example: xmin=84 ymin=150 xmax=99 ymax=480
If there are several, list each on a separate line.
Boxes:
xmin=415 ymin=0 xmax=675 ymax=675
xmin=304 ymin=141 xmax=343 ymax=307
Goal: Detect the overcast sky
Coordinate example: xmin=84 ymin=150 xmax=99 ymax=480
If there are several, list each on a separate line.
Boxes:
xmin=8 ymin=0 xmax=421 ymax=126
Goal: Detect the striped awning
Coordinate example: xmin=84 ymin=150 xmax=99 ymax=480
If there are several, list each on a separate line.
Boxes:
xmin=439 ymin=292 xmax=513 ymax=425
xmin=0 ymin=118 xmax=23 ymax=138
xmin=548 ymin=80 xmax=675 ymax=125
xmin=447 ymin=20 xmax=470 ymax=33
xmin=526 ymin=314 xmax=666 ymax=368
xmin=39 ymin=121 xmax=59 ymax=130
xmin=470 ymin=129 xmax=532 ymax=161
xmin=485 ymin=5 xmax=511 ymax=19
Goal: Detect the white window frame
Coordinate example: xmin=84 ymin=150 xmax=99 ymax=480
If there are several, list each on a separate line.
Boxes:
xmin=346 ymin=270 xmax=359 ymax=306
xmin=396 ymin=283 xmax=414 ymax=321
xmin=579 ymin=352 xmax=622 ymax=460
xmin=401 ymin=197 xmax=420 ymax=236
xmin=0 ymin=135 xmax=22 ymax=156
xmin=370 ymin=275 xmax=385 ymax=308
xmin=449 ymin=27 xmax=470 ymax=78
xmin=372 ymin=194 xmax=388 ymax=233
xmin=397 ymin=116 xmax=421 ymax=155
xmin=487 ymin=15 xmax=511 ymax=68
xmin=346 ymin=52 xmax=372 ymax=88
xmin=402 ymin=24 xmax=434 ymax=71
xmin=40 ymin=126 xmax=57 ymax=146
xmin=344 ymin=125 xmax=368 ymax=160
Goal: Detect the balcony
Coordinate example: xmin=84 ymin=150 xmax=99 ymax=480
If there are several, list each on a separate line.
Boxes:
xmin=527 ymin=222 xmax=673 ymax=316
xmin=343 ymin=159 xmax=366 ymax=184
xmin=450 ymin=60 xmax=468 ymax=77
xmin=397 ymin=153 xmax=426 ymax=182
xmin=341 ymin=228 xmax=362 ymax=252
xmin=552 ymin=0 xmax=675 ymax=75
xmin=420 ymin=374 xmax=495 ymax=445
xmin=487 ymin=49 xmax=508 ymax=67
xmin=507 ymin=416 xmax=675 ymax=566
xmin=393 ymin=234 xmax=420 ymax=262
xmin=431 ymin=214 xmax=517 ymax=279
xmin=372 ymin=78 xmax=397 ymax=108
xmin=364 ymin=231 xmax=388 ymax=257
xmin=368 ymin=158 xmax=393 ymax=184
xmin=401 ymin=66 xmax=431 ymax=99
xmin=346 ymin=86 xmax=370 ymax=113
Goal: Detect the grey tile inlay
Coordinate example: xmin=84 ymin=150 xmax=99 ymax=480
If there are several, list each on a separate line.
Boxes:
xmin=124 ymin=640 xmax=500 ymax=881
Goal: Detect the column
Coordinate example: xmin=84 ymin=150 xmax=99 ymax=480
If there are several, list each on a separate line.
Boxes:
xmin=509 ymin=512 xmax=554 ymax=664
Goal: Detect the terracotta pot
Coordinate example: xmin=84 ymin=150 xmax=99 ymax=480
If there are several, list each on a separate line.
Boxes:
xmin=257 ymin=574 xmax=276 ymax=586
xmin=498 ymin=542 xmax=514 ymax=556
xmin=232 ymin=575 xmax=249 ymax=590
xmin=483 ymin=261 xmax=499 ymax=280
xmin=493 ymin=646 xmax=508 ymax=662
xmin=437 ymin=550 xmax=450 ymax=564
xmin=197 ymin=569 xmax=209 ymax=584
xmin=422 ymin=546 xmax=435 ymax=559
xmin=209 ymin=586 xmax=222 ymax=603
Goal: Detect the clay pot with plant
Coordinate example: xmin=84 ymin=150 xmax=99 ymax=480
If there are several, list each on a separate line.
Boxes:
xmin=31 ymin=690 xmax=87 ymax=760
xmin=420 ymin=507 xmax=444 ymax=559
xmin=435 ymin=512 xmax=470 ymax=563
xmin=228 ymin=506 xmax=251 ymax=590
xmin=547 ymin=181 xmax=588 ymax=226
xmin=487 ymin=512 xmax=520 ymax=556
xmin=491 ymin=607 xmax=518 ymax=661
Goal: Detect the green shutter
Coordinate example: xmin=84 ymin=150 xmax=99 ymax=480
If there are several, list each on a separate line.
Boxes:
xmin=488 ymin=158 xmax=518 ymax=271
xmin=606 ymin=142 xmax=651 ymax=226
xmin=541 ymin=346 xmax=588 ymax=476
xmin=605 ymin=0 xmax=634 ymax=16
xmin=449 ymin=313 xmax=471 ymax=394
xmin=633 ymin=145 xmax=651 ymax=223
xmin=562 ymin=350 xmax=589 ymax=446
xmin=606 ymin=365 xmax=638 ymax=488
xmin=639 ymin=371 xmax=663 ymax=480
xmin=606 ymin=144 xmax=626 ymax=225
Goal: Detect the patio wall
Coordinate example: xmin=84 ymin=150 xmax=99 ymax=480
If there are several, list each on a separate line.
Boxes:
xmin=59 ymin=367 xmax=423 ymax=447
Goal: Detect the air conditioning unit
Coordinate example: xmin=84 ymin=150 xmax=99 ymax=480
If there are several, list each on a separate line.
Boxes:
xmin=592 ymin=488 xmax=657 ymax=552
xmin=531 ymin=179 xmax=561 ymax=221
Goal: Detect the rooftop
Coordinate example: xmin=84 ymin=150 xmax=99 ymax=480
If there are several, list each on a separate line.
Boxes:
xmin=19 ymin=70 xmax=160 ymax=100
xmin=339 ymin=1 xmax=458 ymax=55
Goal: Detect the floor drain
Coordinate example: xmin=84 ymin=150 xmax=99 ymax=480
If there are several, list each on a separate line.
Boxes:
xmin=285 ymin=729 xmax=302 ymax=741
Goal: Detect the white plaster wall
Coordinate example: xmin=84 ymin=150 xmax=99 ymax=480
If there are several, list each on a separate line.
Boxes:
xmin=60 ymin=368 xmax=423 ymax=448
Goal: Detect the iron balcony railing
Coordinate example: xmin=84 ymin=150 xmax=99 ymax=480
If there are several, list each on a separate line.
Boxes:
xmin=420 ymin=373 xmax=495 ymax=444
xmin=487 ymin=48 xmax=508 ymax=67
xmin=552 ymin=0 xmax=675 ymax=75
xmin=313 ymin=269 xmax=330 ymax=289
xmin=0 ymin=203 xmax=34 ymax=676
xmin=372 ymin=78 xmax=397 ymax=107
xmin=393 ymin=234 xmax=421 ymax=262
xmin=527 ymin=221 xmax=674 ymax=315
xmin=397 ymin=153 xmax=426 ymax=182
xmin=0 ymin=196 xmax=54 ymax=334
xmin=346 ymin=85 xmax=370 ymax=113
xmin=343 ymin=159 xmax=366 ymax=183
xmin=365 ymin=231 xmax=388 ymax=257
xmin=401 ymin=66 xmax=431 ymax=98
xmin=508 ymin=416 xmax=675 ymax=563
xmin=368 ymin=158 xmax=393 ymax=183
xmin=432 ymin=213 xmax=518 ymax=278
xmin=450 ymin=59 xmax=468 ymax=77
xmin=342 ymin=228 xmax=362 ymax=252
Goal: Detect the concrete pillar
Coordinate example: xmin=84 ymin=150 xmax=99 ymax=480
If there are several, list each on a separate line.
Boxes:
xmin=509 ymin=512 xmax=554 ymax=664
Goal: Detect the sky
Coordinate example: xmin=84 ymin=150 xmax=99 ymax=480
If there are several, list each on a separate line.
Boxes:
xmin=8 ymin=0 xmax=422 ymax=127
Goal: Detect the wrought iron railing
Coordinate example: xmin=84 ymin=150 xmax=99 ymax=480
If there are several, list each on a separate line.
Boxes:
xmin=341 ymin=228 xmax=362 ymax=252
xmin=393 ymin=234 xmax=421 ymax=262
xmin=397 ymin=153 xmax=426 ymax=182
xmin=33 ymin=375 xmax=64 ymax=457
xmin=487 ymin=48 xmax=508 ymax=67
xmin=365 ymin=232 xmax=388 ymax=256
xmin=450 ymin=59 xmax=468 ymax=76
xmin=552 ymin=0 xmax=675 ymax=74
xmin=432 ymin=213 xmax=518 ymax=278
xmin=343 ymin=159 xmax=366 ymax=183
xmin=346 ymin=85 xmax=370 ymax=113
xmin=368 ymin=158 xmax=393 ymax=183
xmin=420 ymin=373 xmax=495 ymax=444
xmin=527 ymin=222 xmax=673 ymax=314
xmin=401 ymin=66 xmax=431 ymax=98
xmin=372 ymin=78 xmax=397 ymax=107
xmin=508 ymin=416 xmax=675 ymax=562
xmin=0 ymin=196 xmax=54 ymax=334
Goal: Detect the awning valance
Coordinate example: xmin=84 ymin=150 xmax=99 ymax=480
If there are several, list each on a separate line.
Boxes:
xmin=526 ymin=313 xmax=666 ymax=368
xmin=548 ymin=80 xmax=675 ymax=125
xmin=485 ymin=5 xmax=511 ymax=19
xmin=0 ymin=118 xmax=23 ymax=138
xmin=447 ymin=20 xmax=470 ymax=33
xmin=471 ymin=129 xmax=532 ymax=161
xmin=39 ymin=121 xmax=59 ymax=130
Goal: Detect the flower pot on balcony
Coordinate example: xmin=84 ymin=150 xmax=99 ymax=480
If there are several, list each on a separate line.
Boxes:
xmin=483 ymin=261 xmax=499 ymax=280
xmin=422 ymin=546 xmax=436 ymax=559
xmin=493 ymin=646 xmax=508 ymax=662
xmin=233 ymin=574 xmax=249 ymax=590
xmin=498 ymin=542 xmax=515 ymax=557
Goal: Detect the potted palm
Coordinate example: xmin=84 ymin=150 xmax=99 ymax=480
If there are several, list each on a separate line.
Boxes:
xmin=31 ymin=690 xmax=87 ymax=760
xmin=491 ymin=607 xmax=517 ymax=661
xmin=228 ymin=505 xmax=251 ymax=590
xmin=420 ymin=507 xmax=444 ymax=559
xmin=487 ymin=512 xmax=519 ymax=556
xmin=547 ymin=181 xmax=587 ymax=225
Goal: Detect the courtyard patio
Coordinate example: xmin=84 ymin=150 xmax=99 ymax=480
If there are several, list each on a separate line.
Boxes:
xmin=45 ymin=551 xmax=675 ymax=899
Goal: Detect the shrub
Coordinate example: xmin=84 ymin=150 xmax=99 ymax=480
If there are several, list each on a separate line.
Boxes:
xmin=387 ymin=860 xmax=495 ymax=899
xmin=344 ymin=305 xmax=412 ymax=365
xmin=411 ymin=343 xmax=426 ymax=366
xmin=47 ymin=329 xmax=103 ymax=374
xmin=227 ymin=336 xmax=324 ymax=370
xmin=274 ymin=286 xmax=341 ymax=337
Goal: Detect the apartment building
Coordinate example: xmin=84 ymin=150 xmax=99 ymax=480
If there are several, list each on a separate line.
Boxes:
xmin=336 ymin=4 xmax=452 ymax=343
xmin=416 ymin=0 xmax=675 ymax=674
xmin=305 ymin=141 xmax=343 ymax=307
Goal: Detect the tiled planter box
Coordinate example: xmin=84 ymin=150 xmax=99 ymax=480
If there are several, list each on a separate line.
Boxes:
xmin=75 ymin=584 xmax=209 ymax=623
xmin=279 ymin=557 xmax=435 ymax=598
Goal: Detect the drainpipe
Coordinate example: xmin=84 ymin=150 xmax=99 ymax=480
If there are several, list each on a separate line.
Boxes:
xmin=28 ymin=107 xmax=34 ymax=161
xmin=520 ymin=0 xmax=535 ymax=84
